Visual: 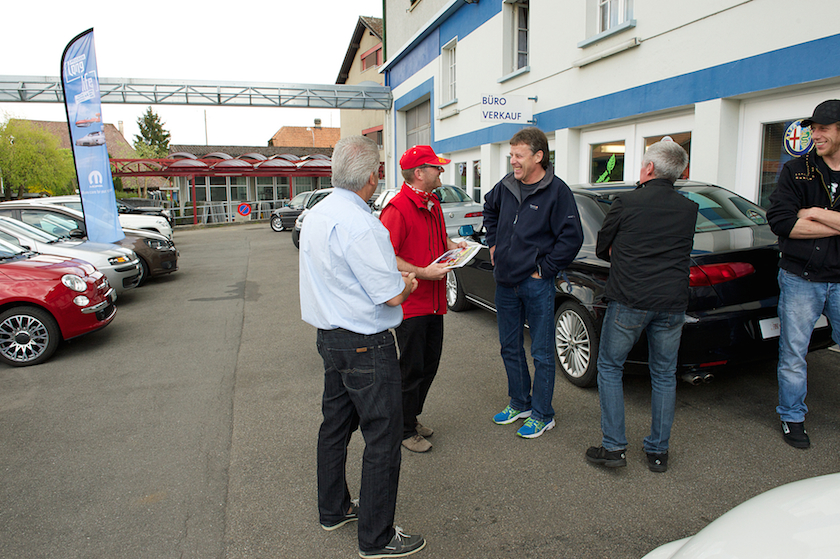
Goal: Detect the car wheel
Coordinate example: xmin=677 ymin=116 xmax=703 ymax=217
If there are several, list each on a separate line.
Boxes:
xmin=292 ymin=228 xmax=300 ymax=249
xmin=445 ymin=270 xmax=471 ymax=311
xmin=0 ymin=306 xmax=61 ymax=367
xmin=554 ymin=301 xmax=599 ymax=387
xmin=270 ymin=216 xmax=284 ymax=232
xmin=136 ymin=258 xmax=150 ymax=287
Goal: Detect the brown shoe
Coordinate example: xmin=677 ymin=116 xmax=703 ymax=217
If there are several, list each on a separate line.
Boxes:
xmin=415 ymin=422 xmax=434 ymax=438
xmin=401 ymin=434 xmax=432 ymax=453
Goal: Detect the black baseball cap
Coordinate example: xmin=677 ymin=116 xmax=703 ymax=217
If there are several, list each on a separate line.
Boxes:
xmin=801 ymin=100 xmax=840 ymax=127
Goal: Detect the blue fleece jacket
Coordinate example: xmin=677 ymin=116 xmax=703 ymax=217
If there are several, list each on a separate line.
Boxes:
xmin=483 ymin=163 xmax=583 ymax=287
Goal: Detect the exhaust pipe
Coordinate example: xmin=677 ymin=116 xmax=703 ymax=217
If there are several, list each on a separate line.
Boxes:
xmin=681 ymin=372 xmax=703 ymax=385
xmin=702 ymin=372 xmax=714 ymax=384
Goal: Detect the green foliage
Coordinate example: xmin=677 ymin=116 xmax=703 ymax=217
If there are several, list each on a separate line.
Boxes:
xmin=133 ymin=107 xmax=171 ymax=158
xmin=0 ymin=118 xmax=77 ymax=199
xmin=596 ymin=154 xmax=616 ymax=183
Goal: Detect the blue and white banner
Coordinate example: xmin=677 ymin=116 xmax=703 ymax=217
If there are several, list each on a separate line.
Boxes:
xmin=61 ymin=28 xmax=124 ymax=244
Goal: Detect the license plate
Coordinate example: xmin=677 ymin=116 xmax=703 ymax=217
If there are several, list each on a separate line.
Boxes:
xmin=759 ymin=315 xmax=829 ymax=339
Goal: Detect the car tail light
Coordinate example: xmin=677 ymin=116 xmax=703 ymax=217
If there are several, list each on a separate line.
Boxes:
xmin=689 ymin=262 xmax=755 ymax=286
xmin=464 ymin=212 xmax=483 ymax=218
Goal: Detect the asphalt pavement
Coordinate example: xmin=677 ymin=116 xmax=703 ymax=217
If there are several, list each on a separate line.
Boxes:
xmin=1 ymin=222 xmax=839 ymax=559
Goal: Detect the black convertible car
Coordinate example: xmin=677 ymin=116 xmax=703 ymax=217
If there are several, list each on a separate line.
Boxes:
xmin=446 ymin=182 xmax=833 ymax=387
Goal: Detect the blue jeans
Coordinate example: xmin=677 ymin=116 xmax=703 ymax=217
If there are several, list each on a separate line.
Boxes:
xmin=316 ymin=328 xmax=402 ymax=552
xmin=495 ymin=276 xmax=556 ymax=423
xmin=776 ymin=269 xmax=840 ymax=422
xmin=597 ymin=302 xmax=685 ymax=454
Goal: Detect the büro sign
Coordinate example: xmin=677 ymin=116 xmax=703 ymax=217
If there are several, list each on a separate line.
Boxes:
xmin=480 ymin=94 xmax=531 ymax=124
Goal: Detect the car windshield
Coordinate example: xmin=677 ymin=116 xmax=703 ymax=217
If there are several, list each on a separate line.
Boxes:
xmin=288 ymin=192 xmax=308 ymax=207
xmin=0 ymin=218 xmax=60 ymax=243
xmin=20 ymin=210 xmax=80 ymax=237
xmin=0 ymin=237 xmax=27 ymax=259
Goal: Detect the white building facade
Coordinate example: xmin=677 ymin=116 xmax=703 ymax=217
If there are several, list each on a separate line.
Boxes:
xmin=382 ymin=0 xmax=840 ymax=207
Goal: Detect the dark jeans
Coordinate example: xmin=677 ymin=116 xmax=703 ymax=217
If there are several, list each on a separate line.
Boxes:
xmin=395 ymin=314 xmax=444 ymax=439
xmin=495 ymin=276 xmax=556 ymax=422
xmin=316 ymin=328 xmax=402 ymax=552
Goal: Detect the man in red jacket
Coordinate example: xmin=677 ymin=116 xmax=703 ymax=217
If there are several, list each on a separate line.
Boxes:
xmin=380 ymin=145 xmax=467 ymax=453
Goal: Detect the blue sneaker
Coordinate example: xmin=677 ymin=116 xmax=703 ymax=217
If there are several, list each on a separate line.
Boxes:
xmin=516 ymin=417 xmax=555 ymax=438
xmin=492 ymin=405 xmax=531 ymax=425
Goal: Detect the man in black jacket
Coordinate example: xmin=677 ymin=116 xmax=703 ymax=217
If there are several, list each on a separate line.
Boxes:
xmin=767 ymin=99 xmax=840 ymax=449
xmin=483 ymin=127 xmax=583 ymax=439
xmin=585 ymin=138 xmax=697 ymax=473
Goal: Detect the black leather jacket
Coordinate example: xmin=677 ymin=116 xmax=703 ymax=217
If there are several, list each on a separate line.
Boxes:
xmin=768 ymin=150 xmax=840 ymax=282
xmin=596 ymin=179 xmax=699 ymax=312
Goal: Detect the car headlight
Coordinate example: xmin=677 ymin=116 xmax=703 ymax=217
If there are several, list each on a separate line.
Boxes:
xmin=108 ymin=255 xmax=132 ymax=265
xmin=144 ymin=238 xmax=170 ymax=250
xmin=73 ymin=295 xmax=90 ymax=307
xmin=62 ymin=274 xmax=88 ymax=293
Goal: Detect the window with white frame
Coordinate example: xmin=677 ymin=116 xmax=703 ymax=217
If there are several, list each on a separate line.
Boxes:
xmin=502 ymin=0 xmax=529 ymax=78
xmin=405 ymin=100 xmax=431 ymax=148
xmin=599 ymin=0 xmax=633 ymax=33
xmin=441 ymin=38 xmax=457 ymax=105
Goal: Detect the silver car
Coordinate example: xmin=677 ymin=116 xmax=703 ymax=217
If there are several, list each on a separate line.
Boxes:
xmin=372 ymin=185 xmax=483 ymax=237
xmin=0 ymin=216 xmax=141 ymax=294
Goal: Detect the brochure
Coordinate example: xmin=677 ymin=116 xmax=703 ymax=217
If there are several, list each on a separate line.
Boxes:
xmin=431 ymin=244 xmax=482 ymax=269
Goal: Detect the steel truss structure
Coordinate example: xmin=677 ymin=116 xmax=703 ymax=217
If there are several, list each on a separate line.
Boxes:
xmin=0 ymin=75 xmax=392 ymax=110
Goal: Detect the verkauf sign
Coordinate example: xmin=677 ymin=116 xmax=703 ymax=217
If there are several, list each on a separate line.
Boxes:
xmin=480 ymin=94 xmax=531 ymax=124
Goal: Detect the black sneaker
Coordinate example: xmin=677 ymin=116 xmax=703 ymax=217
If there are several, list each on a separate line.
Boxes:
xmin=646 ymin=452 xmax=668 ymax=473
xmin=781 ymin=421 xmax=810 ymax=449
xmin=585 ymin=445 xmax=627 ymax=468
xmin=359 ymin=526 xmax=426 ymax=558
xmin=321 ymin=499 xmax=359 ymax=531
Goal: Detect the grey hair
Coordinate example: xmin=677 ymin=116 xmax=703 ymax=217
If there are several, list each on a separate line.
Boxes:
xmin=331 ymin=136 xmax=380 ymax=192
xmin=642 ymin=139 xmax=689 ymax=182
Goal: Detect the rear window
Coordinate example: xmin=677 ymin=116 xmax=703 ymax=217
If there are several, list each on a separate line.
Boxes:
xmin=435 ymin=186 xmax=471 ymax=203
xmin=590 ymin=185 xmax=767 ymax=233
xmin=680 ymin=187 xmax=768 ymax=232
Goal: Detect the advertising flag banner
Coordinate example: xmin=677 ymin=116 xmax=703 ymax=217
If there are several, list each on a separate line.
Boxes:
xmin=60 ymin=28 xmax=124 ymax=244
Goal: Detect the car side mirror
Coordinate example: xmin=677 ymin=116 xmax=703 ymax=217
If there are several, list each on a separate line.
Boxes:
xmin=68 ymin=228 xmax=86 ymax=239
xmin=458 ymin=224 xmax=474 ymax=237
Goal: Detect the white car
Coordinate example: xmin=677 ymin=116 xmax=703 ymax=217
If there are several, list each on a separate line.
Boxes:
xmin=0 ymin=216 xmax=142 ymax=294
xmin=642 ymin=472 xmax=840 ymax=558
xmin=38 ymin=195 xmax=173 ymax=239
xmin=372 ymin=185 xmax=483 ymax=237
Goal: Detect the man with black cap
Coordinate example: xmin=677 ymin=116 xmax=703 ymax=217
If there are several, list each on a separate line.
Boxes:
xmin=380 ymin=145 xmax=467 ymax=453
xmin=768 ymin=99 xmax=840 ymax=449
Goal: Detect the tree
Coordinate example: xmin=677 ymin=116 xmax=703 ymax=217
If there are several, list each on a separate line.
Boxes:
xmin=133 ymin=107 xmax=171 ymax=158
xmin=0 ymin=118 xmax=77 ymax=200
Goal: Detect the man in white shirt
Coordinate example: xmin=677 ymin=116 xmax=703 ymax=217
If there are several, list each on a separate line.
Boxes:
xmin=299 ymin=135 xmax=426 ymax=558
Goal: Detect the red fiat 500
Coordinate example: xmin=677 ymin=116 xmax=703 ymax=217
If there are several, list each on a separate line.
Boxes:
xmin=0 ymin=238 xmax=117 ymax=366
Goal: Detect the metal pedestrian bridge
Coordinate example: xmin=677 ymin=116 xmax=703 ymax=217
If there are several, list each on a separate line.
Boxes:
xmin=0 ymin=75 xmax=392 ymax=110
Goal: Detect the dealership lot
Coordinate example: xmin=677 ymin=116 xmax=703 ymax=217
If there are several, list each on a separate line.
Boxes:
xmin=1 ymin=223 xmax=839 ymax=559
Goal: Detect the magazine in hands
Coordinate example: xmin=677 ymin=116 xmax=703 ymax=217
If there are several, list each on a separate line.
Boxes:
xmin=431 ymin=244 xmax=482 ymax=269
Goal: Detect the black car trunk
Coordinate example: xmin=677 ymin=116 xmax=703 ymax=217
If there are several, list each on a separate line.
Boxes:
xmin=687 ymin=225 xmax=780 ymax=311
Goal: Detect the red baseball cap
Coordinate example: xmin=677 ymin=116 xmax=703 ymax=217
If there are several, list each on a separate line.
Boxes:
xmin=399 ymin=145 xmax=451 ymax=169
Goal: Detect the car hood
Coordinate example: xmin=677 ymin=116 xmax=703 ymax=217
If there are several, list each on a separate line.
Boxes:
xmin=123 ymin=227 xmax=169 ymax=241
xmin=642 ymin=472 xmax=840 ymax=559
xmin=0 ymin=253 xmax=96 ymax=281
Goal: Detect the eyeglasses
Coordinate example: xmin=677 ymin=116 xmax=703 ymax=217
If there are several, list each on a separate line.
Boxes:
xmin=419 ymin=165 xmax=444 ymax=172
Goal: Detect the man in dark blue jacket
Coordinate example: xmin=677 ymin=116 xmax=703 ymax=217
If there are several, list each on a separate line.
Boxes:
xmin=484 ymin=127 xmax=583 ymax=439
xmin=585 ymin=138 xmax=697 ymax=473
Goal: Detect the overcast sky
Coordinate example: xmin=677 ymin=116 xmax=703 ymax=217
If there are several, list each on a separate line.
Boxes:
xmin=1 ymin=0 xmax=384 ymax=147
